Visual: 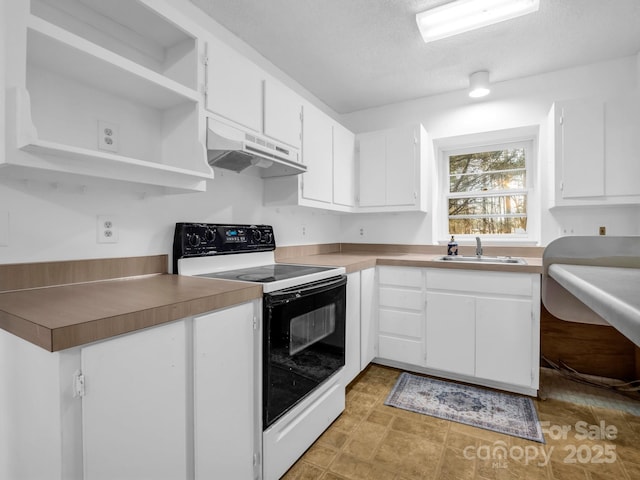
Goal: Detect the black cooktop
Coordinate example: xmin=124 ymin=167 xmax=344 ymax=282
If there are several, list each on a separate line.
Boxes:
xmin=196 ymin=264 xmax=336 ymax=283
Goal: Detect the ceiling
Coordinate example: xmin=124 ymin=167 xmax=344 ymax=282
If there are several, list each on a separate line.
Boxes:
xmin=190 ymin=0 xmax=640 ymax=114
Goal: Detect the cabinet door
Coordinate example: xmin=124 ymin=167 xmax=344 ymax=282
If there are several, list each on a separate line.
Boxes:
xmin=81 ymin=321 xmax=188 ymax=480
xmin=605 ymin=93 xmax=640 ymax=197
xmin=358 ymin=131 xmax=386 ymax=206
xmin=386 ymin=126 xmax=418 ymax=206
xmin=194 ymin=303 xmax=258 ymax=480
xmin=425 ymin=292 xmax=475 ymax=376
xmin=206 ymin=39 xmax=262 ymax=132
xmin=559 ymin=98 xmax=605 ymax=198
xmin=264 ymin=78 xmax=302 ymax=148
xmin=360 ymin=268 xmax=377 ymax=369
xmin=475 ymin=297 xmax=533 ymax=387
xmin=344 ymin=272 xmax=361 ymax=385
xmin=333 ymin=122 xmax=355 ymax=207
xmin=301 ymin=103 xmax=333 ymax=203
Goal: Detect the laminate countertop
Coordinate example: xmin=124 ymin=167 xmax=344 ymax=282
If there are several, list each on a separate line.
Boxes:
xmin=548 ymin=264 xmax=640 ymax=347
xmin=0 ymin=251 xmax=542 ymax=352
xmin=0 ymin=274 xmax=261 ymax=352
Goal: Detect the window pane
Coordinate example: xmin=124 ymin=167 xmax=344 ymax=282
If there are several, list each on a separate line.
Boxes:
xmin=448 ymin=195 xmax=527 ymax=216
xmin=449 ymin=148 xmax=525 ymax=176
xmin=449 ymin=216 xmax=528 ymax=235
xmin=449 ymin=170 xmax=525 ymax=193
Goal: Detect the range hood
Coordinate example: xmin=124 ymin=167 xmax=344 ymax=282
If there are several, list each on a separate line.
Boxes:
xmin=206 ymin=118 xmax=306 ymax=177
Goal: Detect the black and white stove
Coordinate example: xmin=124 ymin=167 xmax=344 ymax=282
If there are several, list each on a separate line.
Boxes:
xmin=173 ymin=223 xmax=347 ymax=480
xmin=173 ymin=223 xmax=345 ymax=292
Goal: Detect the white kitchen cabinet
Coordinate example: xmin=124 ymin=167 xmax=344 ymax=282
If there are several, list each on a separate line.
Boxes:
xmin=377 ymin=266 xmax=426 ymax=366
xmin=425 ymin=268 xmax=540 ymax=394
xmin=425 ymin=292 xmax=475 ymax=376
xmin=300 ymin=101 xmax=334 ymax=204
xmin=549 ymin=92 xmax=640 ymax=206
xmin=357 ymin=124 xmax=427 ymax=212
xmin=3 ymin=0 xmax=212 ymax=193
xmin=205 ymin=36 xmax=263 ymax=133
xmin=81 ymin=321 xmax=188 ymax=480
xmin=344 ymin=272 xmax=362 ymax=385
xmin=263 ymin=102 xmax=356 ymax=212
xmin=0 ymin=301 xmax=262 ymax=480
xmin=264 ymin=78 xmax=302 ymax=149
xmin=193 ymin=302 xmax=260 ymax=480
xmin=333 ymin=122 xmax=356 ymax=207
xmin=360 ymin=267 xmax=377 ymax=369
xmin=476 ymin=297 xmax=534 ymax=387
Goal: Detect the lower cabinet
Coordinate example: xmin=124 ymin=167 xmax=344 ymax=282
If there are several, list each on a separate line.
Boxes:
xmin=344 ymin=268 xmax=376 ymax=385
xmin=375 ymin=266 xmax=540 ymax=395
xmin=0 ymin=301 xmax=261 ymax=480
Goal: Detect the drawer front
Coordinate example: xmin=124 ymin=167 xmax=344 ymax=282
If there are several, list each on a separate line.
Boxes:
xmin=378 ymin=335 xmax=424 ymax=366
xmin=378 ymin=266 xmax=423 ymax=287
xmin=379 ymin=309 xmax=423 ymax=338
xmin=379 ymin=287 xmax=423 ymax=311
xmin=426 ymin=269 xmax=533 ymax=296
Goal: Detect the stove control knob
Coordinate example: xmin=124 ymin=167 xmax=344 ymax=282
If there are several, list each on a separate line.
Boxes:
xmin=204 ymin=229 xmax=216 ymax=243
xmin=252 ymin=230 xmax=262 ymax=242
xmin=264 ymin=232 xmax=273 ymax=244
xmin=188 ymin=233 xmax=201 ymax=247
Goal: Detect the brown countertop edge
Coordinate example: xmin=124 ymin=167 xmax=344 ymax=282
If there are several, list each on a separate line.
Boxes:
xmin=0 ymin=274 xmax=262 ymax=352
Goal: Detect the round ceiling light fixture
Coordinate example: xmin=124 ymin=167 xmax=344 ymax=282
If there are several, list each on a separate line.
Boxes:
xmin=469 ymin=70 xmax=490 ymax=98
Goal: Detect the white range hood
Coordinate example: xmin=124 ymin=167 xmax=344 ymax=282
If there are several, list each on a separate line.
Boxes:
xmin=206 ymin=117 xmax=306 ymax=177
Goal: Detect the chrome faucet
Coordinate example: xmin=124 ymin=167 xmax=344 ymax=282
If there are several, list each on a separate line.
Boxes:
xmin=475 ymin=236 xmax=483 ymax=257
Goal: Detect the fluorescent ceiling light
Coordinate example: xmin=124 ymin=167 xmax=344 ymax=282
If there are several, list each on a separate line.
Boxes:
xmin=416 ymin=0 xmax=540 ymax=43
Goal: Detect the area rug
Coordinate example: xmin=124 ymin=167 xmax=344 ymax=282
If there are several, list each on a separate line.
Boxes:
xmin=384 ymin=372 xmax=545 ymax=443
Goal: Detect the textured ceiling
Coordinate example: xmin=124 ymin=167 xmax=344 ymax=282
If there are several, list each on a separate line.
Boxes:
xmin=190 ymin=0 xmax=640 ymax=114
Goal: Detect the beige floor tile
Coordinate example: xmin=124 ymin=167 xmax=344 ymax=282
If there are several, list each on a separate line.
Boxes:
xmin=329 ymin=453 xmax=396 ymax=480
xmin=373 ymin=429 xmax=443 ymax=480
xmin=302 ymin=444 xmax=340 ymax=469
xmin=342 ymin=420 xmax=388 ymax=461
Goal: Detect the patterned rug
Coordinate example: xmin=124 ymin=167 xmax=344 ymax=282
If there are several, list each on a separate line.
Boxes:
xmin=384 ymin=372 xmax=545 ymax=443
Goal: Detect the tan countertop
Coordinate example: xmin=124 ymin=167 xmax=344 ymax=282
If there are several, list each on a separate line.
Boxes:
xmin=280 ymin=252 xmax=543 ymax=274
xmin=0 ymin=273 xmax=261 ymax=352
xmin=0 ymin=249 xmax=542 ymax=352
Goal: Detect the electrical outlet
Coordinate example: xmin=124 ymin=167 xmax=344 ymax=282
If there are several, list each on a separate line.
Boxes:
xmin=97 ymin=215 xmax=118 ymax=243
xmin=302 ymin=226 xmax=307 ymax=236
xmin=359 ymin=227 xmax=364 ymax=236
xmin=97 ymin=120 xmax=119 ymax=152
xmin=599 ymin=226 xmax=606 ymax=236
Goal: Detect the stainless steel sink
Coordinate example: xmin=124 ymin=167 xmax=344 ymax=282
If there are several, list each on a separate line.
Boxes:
xmin=435 ymin=255 xmax=527 ymax=265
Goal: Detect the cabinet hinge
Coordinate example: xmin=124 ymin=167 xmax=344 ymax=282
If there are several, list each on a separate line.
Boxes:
xmin=253 ymin=316 xmax=259 ymax=330
xmin=73 ymin=371 xmax=85 ymax=398
xmin=559 ymin=115 xmax=564 ymax=125
xmin=253 ymin=452 xmax=261 ymax=466
xmin=531 ymin=368 xmax=535 ymax=382
xmin=560 ymin=181 xmax=564 ymax=192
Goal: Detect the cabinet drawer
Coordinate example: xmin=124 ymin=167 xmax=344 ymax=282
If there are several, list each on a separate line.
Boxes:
xmin=379 ymin=287 xmax=423 ymax=310
xmin=378 ymin=335 xmax=424 ymax=365
xmin=378 ymin=267 xmax=423 ymax=287
xmin=379 ymin=309 xmax=423 ymax=338
xmin=426 ymin=269 xmax=533 ymax=296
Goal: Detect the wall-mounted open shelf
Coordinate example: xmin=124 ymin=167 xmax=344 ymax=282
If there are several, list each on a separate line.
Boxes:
xmin=2 ymin=0 xmax=212 ymax=193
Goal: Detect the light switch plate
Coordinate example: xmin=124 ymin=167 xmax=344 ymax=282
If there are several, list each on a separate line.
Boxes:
xmin=0 ymin=211 xmax=9 ymax=246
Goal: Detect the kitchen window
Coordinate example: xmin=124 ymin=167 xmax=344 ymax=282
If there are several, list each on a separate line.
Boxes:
xmin=441 ymin=137 xmax=535 ymax=240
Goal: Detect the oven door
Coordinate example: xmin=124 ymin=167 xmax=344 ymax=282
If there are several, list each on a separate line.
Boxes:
xmin=263 ymin=275 xmax=346 ymax=429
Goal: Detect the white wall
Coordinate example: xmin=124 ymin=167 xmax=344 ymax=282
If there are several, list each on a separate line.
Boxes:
xmin=0 ymin=170 xmax=340 ymax=265
xmin=340 ymin=56 xmax=640 ymax=247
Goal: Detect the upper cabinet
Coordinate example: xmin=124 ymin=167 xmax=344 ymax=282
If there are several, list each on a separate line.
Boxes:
xmin=204 ymin=37 xmax=302 ymax=150
xmin=549 ymin=92 xmax=640 ymax=207
xmin=356 ymin=124 xmax=428 ymax=212
xmin=263 ymin=100 xmax=355 ymax=212
xmin=3 ymin=0 xmax=212 ymax=193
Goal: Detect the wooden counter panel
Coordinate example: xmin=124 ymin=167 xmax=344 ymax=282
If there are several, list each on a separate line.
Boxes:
xmin=0 ymin=275 xmax=262 ymax=351
xmin=0 ymin=255 xmax=168 ymax=292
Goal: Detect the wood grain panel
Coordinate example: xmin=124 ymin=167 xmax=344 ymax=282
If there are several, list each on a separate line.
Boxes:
xmin=275 ymin=243 xmax=341 ymax=261
xmin=340 ymin=243 xmax=545 ymax=258
xmin=541 ymin=305 xmax=637 ymax=380
xmin=0 ymin=255 xmax=168 ymax=292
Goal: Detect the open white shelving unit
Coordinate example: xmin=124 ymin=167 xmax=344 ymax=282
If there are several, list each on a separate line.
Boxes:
xmin=3 ymin=0 xmax=213 ymax=193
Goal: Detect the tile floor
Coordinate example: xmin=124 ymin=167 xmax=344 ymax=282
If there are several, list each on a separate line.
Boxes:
xmin=283 ymin=364 xmax=640 ymax=480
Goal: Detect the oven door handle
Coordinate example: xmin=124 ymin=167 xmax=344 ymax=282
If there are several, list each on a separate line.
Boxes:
xmin=265 ymin=275 xmax=346 ymax=305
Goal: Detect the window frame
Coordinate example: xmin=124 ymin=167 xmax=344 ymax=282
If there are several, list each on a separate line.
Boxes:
xmin=436 ymin=129 xmax=539 ymax=245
